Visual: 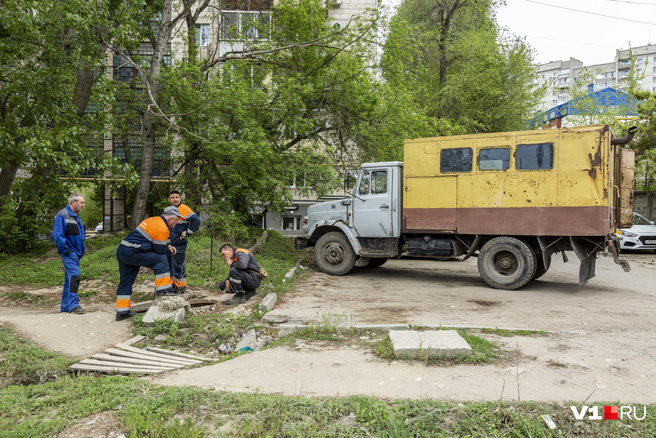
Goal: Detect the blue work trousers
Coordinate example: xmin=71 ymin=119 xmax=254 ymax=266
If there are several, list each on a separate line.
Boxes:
xmin=116 ymin=245 xmax=172 ymax=315
xmin=167 ymin=244 xmax=187 ymax=287
xmin=59 ymin=253 xmax=81 ymax=312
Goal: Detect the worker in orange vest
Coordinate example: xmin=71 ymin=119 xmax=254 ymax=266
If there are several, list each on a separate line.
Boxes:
xmin=115 ymin=208 xmax=182 ymax=321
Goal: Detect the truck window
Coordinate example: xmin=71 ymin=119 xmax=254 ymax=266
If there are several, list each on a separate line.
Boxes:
xmin=440 ymin=148 xmax=473 ymax=173
xmin=358 ymin=171 xmax=370 ymax=195
xmin=516 ymin=143 xmax=554 ymax=170
xmin=371 ymin=171 xmax=388 ymax=194
xmin=479 ymin=148 xmax=510 ymax=170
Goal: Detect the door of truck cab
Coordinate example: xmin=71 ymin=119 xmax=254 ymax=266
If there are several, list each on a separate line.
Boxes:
xmin=352 ymin=166 xmax=394 ymax=238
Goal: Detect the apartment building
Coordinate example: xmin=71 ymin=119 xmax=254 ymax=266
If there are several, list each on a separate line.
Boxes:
xmin=538 ymin=43 xmax=656 ymax=112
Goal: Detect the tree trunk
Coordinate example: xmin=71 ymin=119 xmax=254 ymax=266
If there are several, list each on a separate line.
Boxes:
xmin=131 ymin=0 xmax=174 ymax=225
xmin=0 ymin=163 xmax=19 ymax=211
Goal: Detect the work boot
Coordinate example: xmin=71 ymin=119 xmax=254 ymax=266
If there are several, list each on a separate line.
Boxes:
xmin=70 ymin=305 xmax=87 ymax=314
xmin=116 ymin=312 xmax=135 ymax=321
xmin=223 ymin=293 xmax=246 ymax=305
xmin=243 ymin=290 xmax=257 ymax=301
xmin=171 ymin=284 xmax=180 ymax=295
xmin=178 ymin=286 xmax=186 ymax=295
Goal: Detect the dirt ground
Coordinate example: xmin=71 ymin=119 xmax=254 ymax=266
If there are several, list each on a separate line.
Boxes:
xmin=2 ymin=252 xmax=655 ymax=406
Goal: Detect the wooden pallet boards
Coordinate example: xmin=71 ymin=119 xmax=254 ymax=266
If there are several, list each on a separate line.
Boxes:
xmin=68 ymin=336 xmax=211 ymax=375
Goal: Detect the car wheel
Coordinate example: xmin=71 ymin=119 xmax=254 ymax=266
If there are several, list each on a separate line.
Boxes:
xmin=478 ymin=237 xmax=536 ymax=290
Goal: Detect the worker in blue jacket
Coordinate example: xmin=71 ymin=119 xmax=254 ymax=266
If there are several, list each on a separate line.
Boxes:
xmin=52 ymin=193 xmax=86 ymax=314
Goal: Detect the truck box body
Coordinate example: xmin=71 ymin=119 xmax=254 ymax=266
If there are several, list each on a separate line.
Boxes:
xmin=403 ymin=125 xmax=630 ymax=236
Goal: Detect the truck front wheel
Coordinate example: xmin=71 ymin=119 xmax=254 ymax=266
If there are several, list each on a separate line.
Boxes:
xmin=478 ymin=237 xmax=536 ymax=290
xmin=314 ymin=232 xmax=356 ymax=276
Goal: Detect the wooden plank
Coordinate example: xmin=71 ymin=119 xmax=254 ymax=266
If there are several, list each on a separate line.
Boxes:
xmin=69 ymin=363 xmax=163 ymax=374
xmin=104 ymin=348 xmax=195 ymax=366
xmin=145 ymin=347 xmax=212 ymax=362
xmin=80 ymin=359 xmax=172 ymax=372
xmin=115 ymin=345 xmax=201 ymax=365
xmin=91 ymin=353 xmax=182 ymax=369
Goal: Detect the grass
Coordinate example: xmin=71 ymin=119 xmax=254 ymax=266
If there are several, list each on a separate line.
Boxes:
xmin=1 ymin=233 xmax=655 ymax=436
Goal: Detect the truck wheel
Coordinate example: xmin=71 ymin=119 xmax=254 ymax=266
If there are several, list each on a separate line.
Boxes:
xmin=314 ymin=232 xmax=356 ymax=276
xmin=364 ymin=258 xmax=388 ymax=269
xmin=478 ymin=237 xmax=536 ymax=290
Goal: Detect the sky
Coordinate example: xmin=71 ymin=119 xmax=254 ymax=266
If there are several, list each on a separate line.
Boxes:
xmin=495 ymin=0 xmax=656 ymax=65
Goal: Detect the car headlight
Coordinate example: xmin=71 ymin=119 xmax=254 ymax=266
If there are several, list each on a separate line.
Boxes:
xmin=618 ymin=229 xmax=638 ymax=238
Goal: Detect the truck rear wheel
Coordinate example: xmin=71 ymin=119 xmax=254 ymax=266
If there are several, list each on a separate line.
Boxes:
xmin=478 ymin=237 xmax=536 ymax=290
xmin=314 ymin=232 xmax=356 ymax=276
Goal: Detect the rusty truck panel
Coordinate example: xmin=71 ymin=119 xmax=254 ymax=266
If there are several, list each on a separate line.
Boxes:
xmin=403 ymin=125 xmax=627 ymax=237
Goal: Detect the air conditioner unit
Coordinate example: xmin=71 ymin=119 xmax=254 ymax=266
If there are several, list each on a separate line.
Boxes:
xmin=332 ymin=21 xmax=346 ymax=31
xmin=332 ymin=0 xmax=343 ymax=7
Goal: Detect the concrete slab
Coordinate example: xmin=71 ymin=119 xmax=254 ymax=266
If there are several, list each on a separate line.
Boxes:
xmin=389 ymin=330 xmax=472 ymax=359
xmin=142 ymin=306 xmax=186 ymax=327
xmin=258 ymin=293 xmax=277 ymax=312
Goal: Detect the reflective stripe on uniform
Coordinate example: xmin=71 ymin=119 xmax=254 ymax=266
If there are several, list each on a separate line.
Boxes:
xmin=116 ymin=295 xmax=131 ymax=312
xmin=155 ymin=272 xmax=172 ymax=290
xmin=120 ymin=240 xmax=141 ymax=248
xmin=229 ymin=276 xmax=242 ymax=284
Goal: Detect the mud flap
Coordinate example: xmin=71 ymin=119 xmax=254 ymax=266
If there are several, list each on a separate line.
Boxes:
xmin=609 ymin=235 xmax=631 ymax=273
xmin=570 ymin=237 xmax=599 ymax=287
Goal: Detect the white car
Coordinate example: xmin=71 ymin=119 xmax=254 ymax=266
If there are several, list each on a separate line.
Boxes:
xmin=616 ymin=212 xmax=656 ymax=252
xmin=94 ymin=222 xmax=103 ymax=234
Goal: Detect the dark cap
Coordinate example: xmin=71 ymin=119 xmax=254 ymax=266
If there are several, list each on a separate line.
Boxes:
xmin=168 ymin=190 xmax=180 ymax=196
xmin=163 ymin=206 xmax=184 ymax=218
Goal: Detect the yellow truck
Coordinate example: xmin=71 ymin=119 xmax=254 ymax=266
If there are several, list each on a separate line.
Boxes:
xmin=296 ymin=125 xmax=636 ymax=289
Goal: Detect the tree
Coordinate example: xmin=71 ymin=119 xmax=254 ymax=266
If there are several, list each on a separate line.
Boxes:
xmin=132 ymin=0 xmax=452 ymax=232
xmin=381 ymin=0 xmax=543 ymax=133
xmin=0 ymin=0 xmax=131 ymax=252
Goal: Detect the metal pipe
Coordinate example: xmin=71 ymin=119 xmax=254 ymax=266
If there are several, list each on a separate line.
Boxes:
xmin=611 ymin=126 xmax=638 ymax=145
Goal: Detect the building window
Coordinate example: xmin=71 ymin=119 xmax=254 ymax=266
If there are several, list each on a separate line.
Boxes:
xmin=479 ymin=148 xmax=510 ymax=171
xmin=113 ymin=43 xmax=172 ymax=82
xmin=516 ymin=143 xmax=554 ymax=170
xmin=282 ymin=216 xmax=301 ymax=230
xmin=637 ymin=58 xmax=644 ymax=65
xmin=196 ymin=24 xmax=210 ymax=46
xmin=220 ymin=11 xmax=271 ymax=40
xmin=441 ymin=148 xmax=473 ymax=173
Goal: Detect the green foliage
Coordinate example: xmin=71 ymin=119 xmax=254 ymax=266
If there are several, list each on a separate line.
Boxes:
xmin=382 ymin=0 xmax=543 ymax=133
xmin=0 ymin=0 xmax=141 ymax=253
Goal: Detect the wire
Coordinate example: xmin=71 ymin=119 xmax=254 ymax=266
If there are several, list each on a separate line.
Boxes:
xmin=525 ymin=0 xmax=656 ymax=25
xmin=603 ymin=0 xmax=656 ymax=5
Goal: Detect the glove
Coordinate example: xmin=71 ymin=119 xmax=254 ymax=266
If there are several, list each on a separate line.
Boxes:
xmin=65 ymin=249 xmax=72 ymax=256
xmin=181 ymin=231 xmax=187 ymax=238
